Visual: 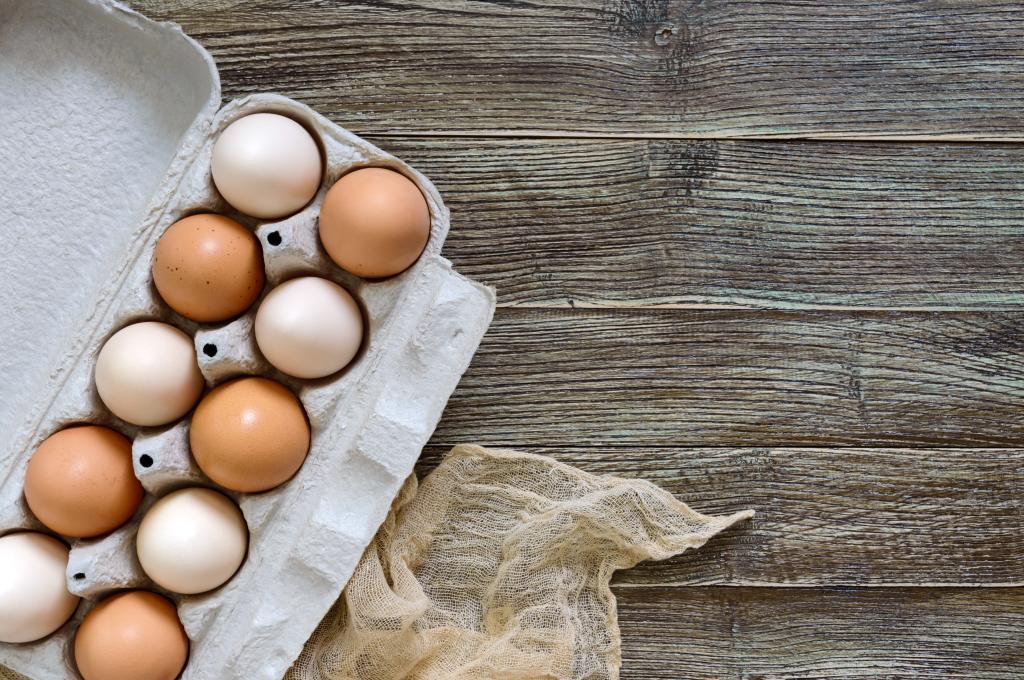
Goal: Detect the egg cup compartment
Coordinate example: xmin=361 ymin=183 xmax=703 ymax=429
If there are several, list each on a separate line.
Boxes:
xmin=0 ymin=87 xmax=494 ymax=680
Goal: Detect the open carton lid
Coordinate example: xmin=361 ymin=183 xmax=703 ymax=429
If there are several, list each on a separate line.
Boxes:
xmin=0 ymin=0 xmax=220 ymax=445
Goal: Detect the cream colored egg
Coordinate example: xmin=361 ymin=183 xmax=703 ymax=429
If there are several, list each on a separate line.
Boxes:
xmin=136 ymin=488 xmax=248 ymax=595
xmin=0 ymin=532 xmax=79 ymax=643
xmin=94 ymin=322 xmax=203 ymax=427
xmin=254 ymin=277 xmax=363 ymax=379
xmin=211 ymin=113 xmax=322 ymax=219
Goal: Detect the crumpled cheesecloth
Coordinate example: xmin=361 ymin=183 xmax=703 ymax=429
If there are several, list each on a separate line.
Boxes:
xmin=0 ymin=445 xmax=751 ymax=680
xmin=287 ymin=444 xmax=753 ymax=680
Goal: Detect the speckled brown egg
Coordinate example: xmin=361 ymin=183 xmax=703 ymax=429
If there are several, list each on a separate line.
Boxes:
xmin=74 ymin=590 xmax=189 ymax=680
xmin=189 ymin=377 xmax=310 ymax=493
xmin=318 ymin=167 xmax=430 ymax=278
xmin=152 ymin=213 xmax=264 ymax=322
xmin=24 ymin=426 xmax=143 ymax=538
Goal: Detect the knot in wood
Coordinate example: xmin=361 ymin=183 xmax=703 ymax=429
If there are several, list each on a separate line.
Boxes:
xmin=655 ymin=22 xmax=677 ymax=46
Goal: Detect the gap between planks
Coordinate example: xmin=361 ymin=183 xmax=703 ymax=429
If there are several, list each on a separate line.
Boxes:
xmin=366 ymin=130 xmax=1024 ymax=144
xmin=612 ymin=582 xmax=1024 ymax=589
xmin=502 ymin=302 xmax=1024 ymax=312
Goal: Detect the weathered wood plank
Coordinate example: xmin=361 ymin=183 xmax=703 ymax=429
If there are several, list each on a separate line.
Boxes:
xmin=418 ymin=446 xmax=1024 ymax=586
xmin=615 ymin=586 xmax=1024 ymax=679
xmin=368 ymin=137 xmax=1024 ymax=309
xmin=132 ymin=0 xmax=1024 ymax=138
xmin=429 ymin=309 xmax=1024 ymax=448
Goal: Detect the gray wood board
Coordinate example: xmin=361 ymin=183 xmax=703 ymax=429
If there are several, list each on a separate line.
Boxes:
xmin=368 ymin=136 xmax=1024 ymax=309
xmin=429 ymin=309 xmax=1024 ymax=448
xmin=616 ymin=586 xmax=1024 ymax=679
xmin=129 ymin=0 xmax=1024 ymax=138
xmin=421 ymin=446 xmax=1024 ymax=586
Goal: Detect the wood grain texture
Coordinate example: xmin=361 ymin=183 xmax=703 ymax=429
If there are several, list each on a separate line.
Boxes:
xmin=615 ymin=586 xmax=1024 ymax=678
xmin=369 ymin=136 xmax=1024 ymax=309
xmin=129 ymin=0 xmax=1024 ymax=138
xmin=419 ymin=446 xmax=1024 ymax=586
xmin=430 ymin=309 xmax=1024 ymax=448
xmin=115 ymin=2 xmax=1024 ymax=674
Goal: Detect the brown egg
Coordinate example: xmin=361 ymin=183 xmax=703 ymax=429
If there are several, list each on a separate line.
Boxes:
xmin=152 ymin=213 xmax=265 ymax=322
xmin=318 ymin=167 xmax=430 ymax=278
xmin=24 ymin=426 xmax=143 ymax=538
xmin=189 ymin=377 xmax=310 ymax=493
xmin=74 ymin=591 xmax=189 ymax=680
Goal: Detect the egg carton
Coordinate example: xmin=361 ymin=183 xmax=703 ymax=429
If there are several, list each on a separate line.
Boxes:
xmin=0 ymin=1 xmax=495 ymax=679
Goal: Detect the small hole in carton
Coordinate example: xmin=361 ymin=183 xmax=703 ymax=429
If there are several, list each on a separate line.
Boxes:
xmin=73 ymin=572 xmax=85 ymax=581
xmin=203 ymin=343 xmax=218 ymax=358
xmin=139 ymin=454 xmax=154 ymax=469
xmin=267 ymin=231 xmax=283 ymax=247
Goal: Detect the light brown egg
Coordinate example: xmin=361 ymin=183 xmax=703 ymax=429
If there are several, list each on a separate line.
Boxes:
xmin=152 ymin=213 xmax=265 ymax=322
xmin=74 ymin=591 xmax=188 ymax=680
xmin=318 ymin=167 xmax=430 ymax=278
xmin=24 ymin=426 xmax=143 ymax=538
xmin=189 ymin=377 xmax=310 ymax=493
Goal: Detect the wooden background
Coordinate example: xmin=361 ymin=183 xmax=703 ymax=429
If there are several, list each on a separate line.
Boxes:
xmin=131 ymin=1 xmax=1024 ymax=677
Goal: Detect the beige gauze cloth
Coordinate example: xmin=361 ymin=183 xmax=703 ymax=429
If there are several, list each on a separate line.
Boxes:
xmin=287 ymin=444 xmax=754 ymax=680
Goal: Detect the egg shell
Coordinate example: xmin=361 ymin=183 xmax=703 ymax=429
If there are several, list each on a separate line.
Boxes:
xmin=211 ymin=113 xmax=322 ymax=219
xmin=24 ymin=426 xmax=143 ymax=538
xmin=94 ymin=322 xmax=204 ymax=427
xmin=0 ymin=82 xmax=495 ymax=680
xmin=74 ymin=590 xmax=188 ymax=680
xmin=189 ymin=377 xmax=310 ymax=493
xmin=318 ymin=167 xmax=430 ymax=278
xmin=254 ymin=277 xmax=364 ymax=379
xmin=136 ymin=488 xmax=248 ymax=595
xmin=0 ymin=533 xmax=79 ymax=644
xmin=152 ymin=214 xmax=264 ymax=323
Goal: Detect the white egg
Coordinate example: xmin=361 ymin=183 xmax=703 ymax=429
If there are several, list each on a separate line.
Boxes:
xmin=254 ymin=277 xmax=363 ymax=379
xmin=211 ymin=113 xmax=322 ymax=219
xmin=94 ymin=322 xmax=204 ymax=427
xmin=137 ymin=488 xmax=248 ymax=595
xmin=0 ymin=533 xmax=79 ymax=643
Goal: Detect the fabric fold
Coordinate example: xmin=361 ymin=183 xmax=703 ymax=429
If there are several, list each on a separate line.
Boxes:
xmin=289 ymin=444 xmax=753 ymax=680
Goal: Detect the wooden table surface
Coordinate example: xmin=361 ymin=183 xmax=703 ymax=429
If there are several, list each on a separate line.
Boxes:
xmin=132 ymin=1 xmax=1024 ymax=677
